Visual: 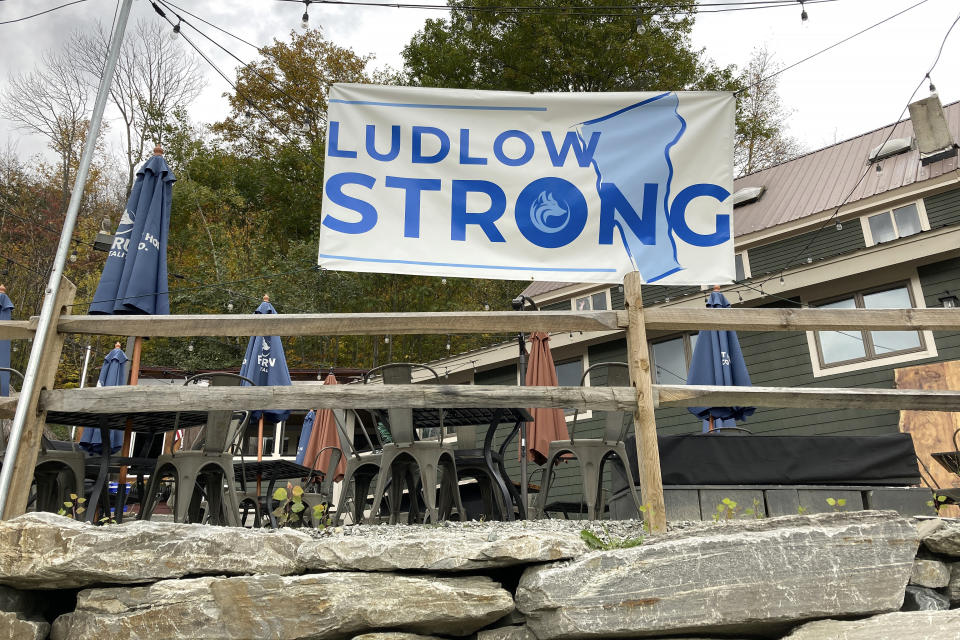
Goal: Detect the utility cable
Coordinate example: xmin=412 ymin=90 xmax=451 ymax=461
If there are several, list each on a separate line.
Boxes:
xmin=0 ymin=0 xmax=88 ymax=25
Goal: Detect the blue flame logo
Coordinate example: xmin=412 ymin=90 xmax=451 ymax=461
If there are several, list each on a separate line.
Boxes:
xmin=530 ymin=191 xmax=570 ymax=233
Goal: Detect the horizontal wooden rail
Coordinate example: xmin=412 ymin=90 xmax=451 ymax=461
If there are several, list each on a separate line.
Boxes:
xmin=0 ymin=321 xmax=35 ymax=340
xmin=54 ymin=311 xmax=624 ymax=337
xmin=0 ymin=394 xmax=16 ymax=419
xmin=19 ymin=307 xmax=958 ymax=339
xmin=39 ymin=384 xmax=639 ymax=413
xmin=645 ymin=308 xmax=960 ymax=332
xmin=35 ymin=383 xmax=960 ymax=415
xmin=656 ymin=384 xmax=960 ymax=412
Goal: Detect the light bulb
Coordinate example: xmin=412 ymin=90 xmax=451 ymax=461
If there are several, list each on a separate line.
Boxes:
xmin=446 ymin=340 xmax=451 ymax=351
xmin=835 ymin=221 xmax=842 ymax=231
xmin=483 ymin=303 xmax=490 ymax=311
xmin=226 ymin=302 xmax=234 ymax=311
xmin=635 ymin=17 xmax=643 ymax=34
xmin=800 ymin=1 xmax=808 ymax=22
xmin=171 ymin=22 xmax=181 ymax=39
xmin=301 ymin=11 xmax=309 ymax=28
xmin=465 ymin=16 xmax=473 ymax=31
xmin=441 ymin=278 xmax=447 ymax=285
xmin=384 ymin=336 xmax=390 ymax=344
xmin=69 ymin=250 xmax=77 ymax=263
xmin=806 ymin=257 xmax=813 ymax=264
xmin=187 ymin=342 xmax=194 ymax=353
xmin=779 ymin=275 xmax=785 ymax=285
xmin=875 ymin=163 xmax=883 ymax=175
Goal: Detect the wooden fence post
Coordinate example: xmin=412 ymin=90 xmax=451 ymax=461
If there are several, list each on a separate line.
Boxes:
xmin=2 ymin=277 xmax=76 ymax=519
xmin=623 ymin=271 xmax=667 ymax=533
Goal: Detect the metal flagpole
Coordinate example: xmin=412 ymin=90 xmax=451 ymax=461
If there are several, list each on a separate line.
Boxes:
xmin=0 ymin=0 xmax=135 ymax=517
xmin=70 ymin=343 xmax=93 ymax=440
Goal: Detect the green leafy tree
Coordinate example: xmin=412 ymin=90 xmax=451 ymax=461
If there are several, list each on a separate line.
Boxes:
xmin=402 ymin=1 xmax=738 ymax=93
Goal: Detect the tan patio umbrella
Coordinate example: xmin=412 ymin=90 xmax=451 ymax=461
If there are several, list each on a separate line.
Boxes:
xmin=302 ymin=373 xmax=346 ymax=481
xmin=525 ymin=332 xmax=569 ymax=465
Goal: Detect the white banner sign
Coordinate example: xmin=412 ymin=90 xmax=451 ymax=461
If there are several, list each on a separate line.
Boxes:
xmin=319 ymin=84 xmax=734 ymax=285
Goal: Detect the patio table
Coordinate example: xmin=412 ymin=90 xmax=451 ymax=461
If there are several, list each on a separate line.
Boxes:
xmin=46 ymin=410 xmax=207 ymax=523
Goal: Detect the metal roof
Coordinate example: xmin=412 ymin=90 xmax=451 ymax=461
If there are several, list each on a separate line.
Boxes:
xmin=523 ymin=100 xmax=960 ymax=301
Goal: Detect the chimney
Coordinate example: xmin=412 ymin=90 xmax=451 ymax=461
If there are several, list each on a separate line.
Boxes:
xmin=908 ymin=94 xmax=957 ymax=165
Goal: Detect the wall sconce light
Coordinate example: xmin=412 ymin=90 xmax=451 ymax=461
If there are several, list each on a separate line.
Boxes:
xmin=939 ymin=293 xmax=959 ymax=308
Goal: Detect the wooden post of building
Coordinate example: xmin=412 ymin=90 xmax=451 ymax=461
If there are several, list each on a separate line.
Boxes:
xmin=2 ymin=277 xmax=76 ymax=518
xmin=623 ymin=271 xmax=667 ymax=533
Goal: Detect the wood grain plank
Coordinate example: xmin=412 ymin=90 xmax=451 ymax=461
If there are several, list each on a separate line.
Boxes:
xmin=0 ymin=321 xmax=35 ymax=340
xmin=656 ymin=384 xmax=960 ymax=412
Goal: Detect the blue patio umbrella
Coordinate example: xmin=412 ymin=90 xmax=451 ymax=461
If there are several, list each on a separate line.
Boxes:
xmin=89 ymin=153 xmax=175 ymax=315
xmin=79 ymin=345 xmax=128 ymax=453
xmin=239 ymin=299 xmax=292 ymax=426
xmin=295 ymin=410 xmax=316 ymax=465
xmin=0 ymin=286 xmax=13 ymax=396
xmin=686 ymin=290 xmax=755 ymax=432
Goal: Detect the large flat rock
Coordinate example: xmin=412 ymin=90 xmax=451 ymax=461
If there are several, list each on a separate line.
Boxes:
xmin=516 ymin=512 xmax=919 ymax=639
xmin=299 ymin=527 xmax=587 ymax=571
xmin=0 ymin=512 xmax=309 ymax=589
xmin=782 ymin=610 xmax=960 ymax=639
xmin=51 ymin=573 xmax=514 ymax=640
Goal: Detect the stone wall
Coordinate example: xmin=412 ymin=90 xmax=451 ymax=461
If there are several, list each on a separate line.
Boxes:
xmin=0 ymin=511 xmax=958 ymax=639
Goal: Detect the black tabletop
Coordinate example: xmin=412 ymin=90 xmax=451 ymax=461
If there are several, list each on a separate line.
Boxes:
xmin=234 ymin=459 xmax=312 ymax=482
xmin=409 ymin=407 xmax=533 ymax=430
xmin=46 ymin=410 xmax=209 ymax=433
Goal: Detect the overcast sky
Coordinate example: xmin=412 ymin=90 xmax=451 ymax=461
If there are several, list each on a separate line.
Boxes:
xmin=1 ymin=0 xmax=957 ymax=162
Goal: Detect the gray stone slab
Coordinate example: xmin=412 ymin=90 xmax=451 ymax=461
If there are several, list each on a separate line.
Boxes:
xmin=946 ymin=562 xmax=960 ymax=603
xmin=298 ymin=527 xmax=588 ymax=572
xmin=797 ymin=489 xmax=863 ymax=514
xmin=699 ymin=489 xmax=765 ymax=521
xmin=52 ymin=573 xmax=514 ymax=640
xmin=922 ymin=522 xmax=960 ymax=557
xmin=864 ymin=488 xmax=937 ymax=517
xmin=765 ymin=489 xmax=801 ymax=517
xmin=0 ymin=512 xmax=309 ymax=589
xmin=783 ymin=610 xmax=960 ymax=639
xmin=516 ymin=512 xmax=919 ymax=639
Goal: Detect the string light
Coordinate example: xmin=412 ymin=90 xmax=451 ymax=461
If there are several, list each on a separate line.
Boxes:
xmin=171 ymin=20 xmax=181 ymax=39
xmin=465 ymin=14 xmax=473 ymax=30
xmin=384 ymin=336 xmax=390 ymax=344
xmin=835 ymin=221 xmax=842 ymax=231
xmin=69 ymin=243 xmax=78 ymax=263
xmin=875 ymin=163 xmax=883 ymax=175
xmin=226 ymin=301 xmax=234 ymax=311
xmin=300 ymin=0 xmax=310 ymax=28
xmin=187 ymin=341 xmax=195 ymax=353
xmin=446 ymin=336 xmax=451 ymax=351
xmin=635 ymin=16 xmax=643 ymax=34
xmin=928 ymin=74 xmax=937 ymax=94
xmin=799 ymin=0 xmax=808 ymax=22
xmin=779 ymin=274 xmax=785 ymax=285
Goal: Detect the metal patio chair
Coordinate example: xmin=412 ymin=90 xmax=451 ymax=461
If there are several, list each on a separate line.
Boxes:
xmin=139 ymin=372 xmax=253 ymax=525
xmin=533 ymin=362 xmax=645 ymax=521
xmin=363 ymin=363 xmax=465 ymax=524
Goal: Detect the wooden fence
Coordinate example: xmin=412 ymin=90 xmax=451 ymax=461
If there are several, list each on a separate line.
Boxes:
xmin=2 ymin=272 xmax=960 ymax=530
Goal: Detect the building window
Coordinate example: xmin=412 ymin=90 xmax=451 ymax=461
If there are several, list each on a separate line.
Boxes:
xmin=573 ymin=290 xmax=609 ymax=311
xmin=813 ymin=283 xmax=925 ymax=369
xmin=650 ymin=333 xmax=699 ymax=384
xmin=555 ymin=357 xmax=584 ymax=416
xmin=862 ymin=202 xmax=928 ymax=246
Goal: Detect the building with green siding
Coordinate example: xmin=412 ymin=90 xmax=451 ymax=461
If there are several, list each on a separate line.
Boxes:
xmin=425 ymin=98 xmax=960 ymax=514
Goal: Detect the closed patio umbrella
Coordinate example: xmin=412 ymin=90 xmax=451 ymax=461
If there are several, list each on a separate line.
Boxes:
xmin=78 ymin=344 xmax=128 ymax=453
xmin=300 ymin=373 xmax=346 ymax=481
xmin=239 ymin=297 xmax=292 ymax=462
xmin=525 ymin=332 xmax=569 ymax=464
xmin=686 ymin=290 xmax=755 ymax=432
xmin=0 ymin=285 xmax=12 ymax=397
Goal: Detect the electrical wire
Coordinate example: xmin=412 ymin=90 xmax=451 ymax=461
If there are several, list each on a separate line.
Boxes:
xmin=272 ymin=0 xmax=841 ymax=16
xmin=0 ymin=0 xmax=88 ymax=25
xmin=757 ymin=7 xmax=960 ymax=290
xmin=736 ymin=0 xmax=933 ymax=95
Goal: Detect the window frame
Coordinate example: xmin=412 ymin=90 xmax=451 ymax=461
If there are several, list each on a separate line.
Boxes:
xmin=860 ymin=199 xmax=930 ymax=247
xmin=571 ymin=288 xmax=612 ymax=312
xmin=649 ymin=332 xmax=699 ymax=385
xmin=806 ymin=276 xmax=937 ymax=377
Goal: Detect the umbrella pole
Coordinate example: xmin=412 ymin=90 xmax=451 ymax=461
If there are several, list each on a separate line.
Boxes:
xmin=256 ymin=415 xmax=264 ymax=497
xmin=118 ymin=337 xmax=142 ymax=499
